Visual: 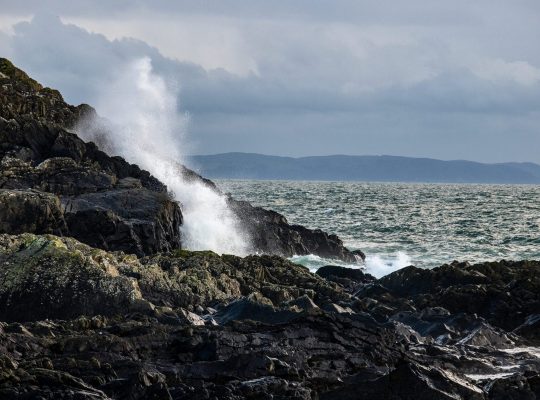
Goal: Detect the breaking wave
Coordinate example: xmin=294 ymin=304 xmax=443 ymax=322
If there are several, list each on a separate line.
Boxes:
xmin=77 ymin=57 xmax=249 ymax=255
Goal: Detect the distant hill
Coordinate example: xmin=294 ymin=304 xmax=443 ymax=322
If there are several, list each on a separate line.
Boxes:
xmin=186 ymin=153 xmax=540 ymax=184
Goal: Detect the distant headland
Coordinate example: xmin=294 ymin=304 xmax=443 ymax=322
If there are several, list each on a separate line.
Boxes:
xmin=187 ymin=152 xmax=540 ymax=184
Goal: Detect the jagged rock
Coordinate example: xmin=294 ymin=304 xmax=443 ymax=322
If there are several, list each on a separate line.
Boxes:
xmin=377 ymin=260 xmax=540 ymax=331
xmin=213 ymin=298 xmax=300 ymax=325
xmin=0 ymin=59 xmax=182 ymax=256
xmin=320 ymin=361 xmax=485 ymax=400
xmin=486 ymin=373 xmax=540 ymax=400
xmin=317 ymin=264 xmax=375 ymax=289
xmin=177 ymin=308 xmax=206 ymax=326
xmin=0 ymin=234 xmax=151 ymax=322
xmin=0 ymin=233 xmax=539 ymax=398
xmin=0 ymin=234 xmax=347 ymax=323
xmin=229 ymin=198 xmax=358 ymax=262
xmin=0 ymin=189 xmax=66 ymax=234
xmin=0 ymin=57 xmax=360 ymax=261
xmin=137 ymin=251 xmax=349 ymax=311
xmin=514 ymin=314 xmax=540 ymax=344
xmin=62 ymin=188 xmax=182 ymax=256
xmin=287 ymin=294 xmax=319 ymax=311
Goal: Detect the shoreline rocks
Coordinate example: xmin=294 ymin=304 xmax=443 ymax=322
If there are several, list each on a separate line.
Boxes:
xmin=0 ymin=233 xmax=538 ymax=399
xmin=1 ymin=58 xmax=539 ymax=399
xmin=0 ymin=57 xmax=358 ymax=262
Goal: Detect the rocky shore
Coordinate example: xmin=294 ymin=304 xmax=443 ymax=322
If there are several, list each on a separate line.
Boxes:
xmin=0 ymin=58 xmax=539 ymax=399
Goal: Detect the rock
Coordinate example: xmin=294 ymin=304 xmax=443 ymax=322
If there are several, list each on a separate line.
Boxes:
xmin=378 ymin=260 xmax=540 ymax=331
xmin=487 ymin=373 xmax=540 ymax=400
xmin=0 ymin=232 xmax=539 ymax=398
xmin=178 ymin=308 xmax=206 ymax=326
xmin=320 ymin=361 xmax=485 ymax=400
xmin=0 ymin=61 xmax=183 ymax=256
xmin=287 ymin=294 xmax=319 ymax=311
xmin=63 ymin=188 xmax=182 ymax=256
xmin=229 ymin=198 xmax=359 ymax=262
xmin=0 ymin=234 xmax=150 ymax=322
xmin=322 ymin=302 xmax=354 ymax=314
xmin=213 ymin=298 xmax=300 ymax=325
xmin=317 ymin=265 xmax=375 ymax=289
xmin=352 ymin=249 xmax=366 ymax=261
xmin=513 ymin=314 xmax=540 ymax=344
xmin=0 ymin=189 xmax=66 ymax=235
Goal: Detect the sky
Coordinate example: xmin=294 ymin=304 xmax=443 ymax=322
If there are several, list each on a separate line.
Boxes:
xmin=1 ymin=1 xmax=539 ymax=163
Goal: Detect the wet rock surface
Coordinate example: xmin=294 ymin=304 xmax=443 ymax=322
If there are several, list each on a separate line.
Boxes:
xmin=1 ymin=58 xmax=539 ymax=399
xmin=0 ymin=58 xmax=181 ymax=256
xmin=0 ymin=57 xmax=357 ymax=262
xmin=0 ymin=233 xmax=539 ymax=399
xmin=229 ymin=198 xmax=359 ymax=262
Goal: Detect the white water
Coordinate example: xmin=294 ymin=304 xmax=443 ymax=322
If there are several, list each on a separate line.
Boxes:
xmin=78 ymin=58 xmax=249 ymax=255
xmin=290 ymin=251 xmax=412 ymax=278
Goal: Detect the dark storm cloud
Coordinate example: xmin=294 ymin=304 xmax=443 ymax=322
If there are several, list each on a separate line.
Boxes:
xmin=1 ymin=3 xmax=539 ymax=162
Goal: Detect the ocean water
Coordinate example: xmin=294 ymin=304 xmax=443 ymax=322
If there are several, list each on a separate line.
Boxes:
xmin=216 ymin=180 xmax=540 ymax=277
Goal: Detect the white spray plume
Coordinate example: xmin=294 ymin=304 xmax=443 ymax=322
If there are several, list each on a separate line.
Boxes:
xmin=78 ymin=57 xmax=250 ymax=255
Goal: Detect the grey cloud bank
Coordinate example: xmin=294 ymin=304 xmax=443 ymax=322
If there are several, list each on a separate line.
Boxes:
xmin=0 ymin=1 xmax=539 ymax=162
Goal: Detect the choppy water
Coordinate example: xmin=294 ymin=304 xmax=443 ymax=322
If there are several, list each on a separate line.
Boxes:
xmin=217 ymin=180 xmax=540 ymax=277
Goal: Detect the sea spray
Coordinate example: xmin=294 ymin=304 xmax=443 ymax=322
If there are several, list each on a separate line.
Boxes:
xmin=77 ymin=57 xmax=250 ymax=255
xmin=290 ymin=251 xmax=411 ymax=278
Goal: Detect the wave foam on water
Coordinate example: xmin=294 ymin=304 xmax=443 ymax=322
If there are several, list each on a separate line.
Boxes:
xmin=290 ymin=251 xmax=412 ymax=278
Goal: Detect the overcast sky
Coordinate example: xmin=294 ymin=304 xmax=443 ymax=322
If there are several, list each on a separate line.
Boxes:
xmin=1 ymin=1 xmax=539 ymax=162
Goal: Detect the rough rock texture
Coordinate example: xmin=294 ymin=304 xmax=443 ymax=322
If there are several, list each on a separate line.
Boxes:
xmin=0 ymin=58 xmax=183 ymax=256
xmin=376 ymin=261 xmax=540 ymax=332
xmin=0 ymin=57 xmax=358 ymax=261
xmin=0 ymin=233 xmax=539 ymax=399
xmin=0 ymin=189 xmax=66 ymax=234
xmin=229 ymin=198 xmax=359 ymax=261
xmin=1 ymin=58 xmax=539 ymax=399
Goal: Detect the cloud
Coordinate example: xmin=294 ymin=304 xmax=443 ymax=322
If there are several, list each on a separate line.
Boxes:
xmin=1 ymin=5 xmax=539 ymax=163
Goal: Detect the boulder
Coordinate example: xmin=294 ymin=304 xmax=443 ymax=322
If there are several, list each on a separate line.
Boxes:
xmin=0 ymin=189 xmax=66 ymax=235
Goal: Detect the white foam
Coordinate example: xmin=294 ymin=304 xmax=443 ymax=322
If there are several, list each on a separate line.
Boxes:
xmin=290 ymin=251 xmax=411 ymax=278
xmin=364 ymin=251 xmax=412 ymax=278
xmin=77 ymin=58 xmax=249 ymax=255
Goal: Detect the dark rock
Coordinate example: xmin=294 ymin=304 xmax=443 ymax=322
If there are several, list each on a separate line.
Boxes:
xmin=487 ymin=373 xmax=540 ymax=400
xmin=63 ymin=188 xmax=182 ymax=256
xmin=229 ymin=198 xmax=359 ymax=262
xmin=0 ymin=234 xmax=154 ymax=322
xmin=317 ymin=265 xmax=375 ymax=289
xmin=0 ymin=59 xmax=182 ymax=256
xmin=0 ymin=189 xmax=66 ymax=235
xmin=513 ymin=314 xmax=540 ymax=344
xmin=378 ymin=260 xmax=540 ymax=331
xmin=213 ymin=298 xmax=300 ymax=325
xmin=321 ymin=361 xmax=485 ymax=400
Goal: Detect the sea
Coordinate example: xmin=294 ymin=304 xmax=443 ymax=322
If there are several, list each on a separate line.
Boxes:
xmin=216 ymin=180 xmax=540 ymax=278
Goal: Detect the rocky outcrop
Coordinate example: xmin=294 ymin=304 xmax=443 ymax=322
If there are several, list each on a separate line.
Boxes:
xmin=229 ymin=198 xmax=359 ymax=261
xmin=0 ymin=189 xmax=66 ymax=234
xmin=0 ymin=234 xmax=347 ymax=322
xmin=0 ymin=57 xmax=358 ymax=261
xmin=2 ymin=58 xmax=539 ymax=399
xmin=0 ymin=233 xmax=539 ymax=399
xmin=0 ymin=58 xmax=182 ymax=256
xmin=375 ymin=260 xmax=540 ymax=332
